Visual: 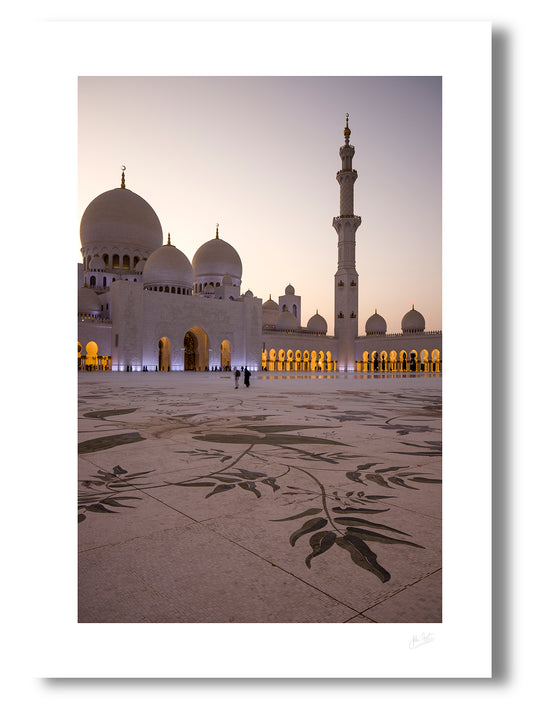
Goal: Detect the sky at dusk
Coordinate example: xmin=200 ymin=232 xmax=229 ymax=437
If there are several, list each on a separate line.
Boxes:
xmin=78 ymin=76 xmax=441 ymax=334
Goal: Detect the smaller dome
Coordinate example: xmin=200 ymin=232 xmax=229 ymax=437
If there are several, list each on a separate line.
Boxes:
xmin=285 ymin=283 xmax=295 ymax=295
xmin=262 ymin=296 xmax=279 ymax=311
xmin=222 ymin=273 xmax=233 ymax=286
xmin=203 ymin=284 xmax=215 ymax=294
xmin=276 ymin=310 xmax=299 ymax=331
xmin=307 ymin=311 xmax=327 ymax=334
xmin=143 ymin=237 xmax=193 ymax=289
xmin=365 ymin=310 xmax=387 ymax=336
xmin=88 ymin=254 xmax=105 ymax=271
xmin=78 ymin=286 xmax=101 ymax=315
xmin=134 ymin=258 xmax=146 ymax=273
xmin=401 ymin=306 xmax=426 ymax=333
xmin=244 ymin=289 xmax=253 ymax=297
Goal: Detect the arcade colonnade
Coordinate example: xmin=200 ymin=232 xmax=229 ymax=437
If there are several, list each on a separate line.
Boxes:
xmin=78 ymin=328 xmax=234 ymax=372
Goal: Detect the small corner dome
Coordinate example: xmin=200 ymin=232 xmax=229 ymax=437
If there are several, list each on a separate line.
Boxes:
xmin=192 ymin=236 xmax=242 ymax=280
xmin=244 ymin=289 xmax=253 ymax=297
xmin=307 ymin=312 xmax=327 ymax=334
xmin=203 ymin=283 xmax=215 ymax=294
xmin=262 ymin=296 xmax=279 ymax=311
xmin=78 ymin=286 xmax=101 ymax=315
xmin=365 ymin=311 xmax=387 ymax=335
xmin=276 ymin=310 xmax=299 ymax=330
xmin=222 ymin=273 xmax=233 ymax=286
xmin=134 ymin=258 xmax=146 ymax=273
xmin=401 ymin=306 xmax=425 ymax=333
xmin=143 ymin=241 xmax=193 ymax=288
xmin=80 ymin=187 xmax=163 ymax=251
xmin=88 ymin=254 xmax=105 ymax=271
xmin=285 ymin=283 xmax=295 ymax=295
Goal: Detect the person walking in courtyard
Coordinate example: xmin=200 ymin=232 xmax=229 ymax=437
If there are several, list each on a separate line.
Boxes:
xmin=234 ymin=366 xmax=241 ymax=389
xmin=244 ymin=366 xmax=251 ymax=388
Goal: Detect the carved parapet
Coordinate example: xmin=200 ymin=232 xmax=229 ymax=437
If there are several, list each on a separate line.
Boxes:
xmin=332 ymin=215 xmax=362 ymax=234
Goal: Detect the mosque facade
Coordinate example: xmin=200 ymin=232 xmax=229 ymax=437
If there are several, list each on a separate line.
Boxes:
xmin=78 ymin=118 xmax=442 ymax=374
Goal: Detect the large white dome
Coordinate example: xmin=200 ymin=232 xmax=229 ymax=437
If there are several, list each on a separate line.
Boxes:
xmin=192 ymin=236 xmax=242 ymax=280
xmin=365 ymin=310 xmax=387 ymax=335
xmin=307 ymin=312 xmax=327 ymax=334
xmin=143 ymin=240 xmax=193 ymax=290
xmin=401 ymin=306 xmax=425 ymax=333
xmin=80 ymin=187 xmax=163 ymax=251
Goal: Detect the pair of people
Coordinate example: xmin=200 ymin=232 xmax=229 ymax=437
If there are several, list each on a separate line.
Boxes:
xmin=234 ymin=366 xmax=251 ymax=388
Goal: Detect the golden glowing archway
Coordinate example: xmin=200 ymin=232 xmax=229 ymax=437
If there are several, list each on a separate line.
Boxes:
xmin=184 ymin=327 xmax=209 ymax=371
xmin=158 ymin=337 xmax=171 ymax=371
xmin=220 ymin=340 xmax=231 ymax=370
xmin=86 ymin=341 xmax=98 ymax=368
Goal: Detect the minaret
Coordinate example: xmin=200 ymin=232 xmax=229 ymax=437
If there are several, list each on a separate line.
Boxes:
xmin=332 ymin=114 xmax=362 ymax=371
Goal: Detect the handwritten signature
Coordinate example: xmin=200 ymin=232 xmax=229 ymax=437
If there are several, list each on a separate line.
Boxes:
xmin=409 ymin=632 xmax=434 ymax=649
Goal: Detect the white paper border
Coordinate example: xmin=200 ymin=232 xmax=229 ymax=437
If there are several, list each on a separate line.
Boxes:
xmin=23 ymin=20 xmax=491 ymax=679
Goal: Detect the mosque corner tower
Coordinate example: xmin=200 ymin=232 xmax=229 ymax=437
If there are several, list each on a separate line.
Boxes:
xmin=332 ymin=114 xmax=361 ymax=372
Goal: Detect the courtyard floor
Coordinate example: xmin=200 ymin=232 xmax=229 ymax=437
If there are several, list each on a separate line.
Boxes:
xmin=78 ymin=371 xmax=442 ymax=623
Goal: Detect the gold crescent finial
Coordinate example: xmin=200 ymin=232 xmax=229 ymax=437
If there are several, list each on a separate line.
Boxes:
xmin=120 ymin=165 xmax=126 ymax=188
xmin=216 ymin=223 xmax=219 ymax=239
xmin=167 ymin=232 xmax=171 ymax=246
xmin=344 ymin=114 xmax=351 ymax=143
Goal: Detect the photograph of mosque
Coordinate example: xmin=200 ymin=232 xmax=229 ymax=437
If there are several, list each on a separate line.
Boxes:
xmin=77 ymin=81 xmax=441 ymax=375
xmin=78 ymin=77 xmax=442 ymax=624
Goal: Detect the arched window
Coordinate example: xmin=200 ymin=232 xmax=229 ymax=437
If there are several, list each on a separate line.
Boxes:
xmin=90 ymin=275 xmax=96 ymax=287
xmin=112 ymin=254 xmax=119 ymax=269
xmin=292 ymin=304 xmax=297 ymax=317
xmin=103 ymin=254 xmax=109 ymax=267
xmin=123 ymin=255 xmax=130 ymax=270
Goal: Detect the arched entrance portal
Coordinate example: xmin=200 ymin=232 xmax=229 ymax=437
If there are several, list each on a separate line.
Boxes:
xmin=220 ymin=340 xmax=231 ymax=371
xmin=86 ymin=341 xmax=98 ymax=370
xmin=184 ymin=327 xmax=209 ymax=371
xmin=158 ymin=337 xmax=171 ymax=371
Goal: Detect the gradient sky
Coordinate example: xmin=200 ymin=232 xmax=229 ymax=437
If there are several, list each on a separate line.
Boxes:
xmin=78 ymin=76 xmax=441 ymax=333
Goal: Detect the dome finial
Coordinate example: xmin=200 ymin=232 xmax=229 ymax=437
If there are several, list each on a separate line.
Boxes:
xmin=216 ymin=223 xmax=219 ymax=239
xmin=344 ymin=113 xmax=351 ymax=144
xmin=120 ymin=165 xmax=126 ymax=189
xmin=166 ymin=232 xmax=171 ymax=246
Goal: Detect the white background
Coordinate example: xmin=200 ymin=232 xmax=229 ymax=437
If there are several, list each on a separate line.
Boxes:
xmin=2 ymin=1 xmax=528 ymax=701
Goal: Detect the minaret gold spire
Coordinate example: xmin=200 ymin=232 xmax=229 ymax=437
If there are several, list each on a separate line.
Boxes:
xmin=216 ymin=223 xmax=219 ymax=239
xmin=165 ymin=233 xmax=171 ymax=246
xmin=120 ymin=165 xmax=126 ymax=188
xmin=344 ymin=113 xmax=351 ymax=145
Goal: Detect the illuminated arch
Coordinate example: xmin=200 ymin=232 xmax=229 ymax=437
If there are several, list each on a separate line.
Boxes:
xmin=362 ymin=350 xmax=370 ymax=372
xmin=159 ymin=337 xmax=171 ymax=371
xmin=85 ymin=341 xmax=98 ymax=370
xmin=295 ymin=349 xmax=302 ymax=371
xmin=269 ymin=348 xmax=277 ymax=372
xmin=311 ymin=350 xmax=318 ymax=371
xmin=220 ymin=340 xmax=231 ymax=371
xmin=431 ymin=348 xmax=441 ymax=371
xmin=184 ymin=327 xmax=209 ymax=371
xmin=326 ymin=351 xmax=332 ymax=371
xmin=287 ymin=349 xmax=294 ymax=371
xmin=278 ymin=349 xmax=286 ymax=371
